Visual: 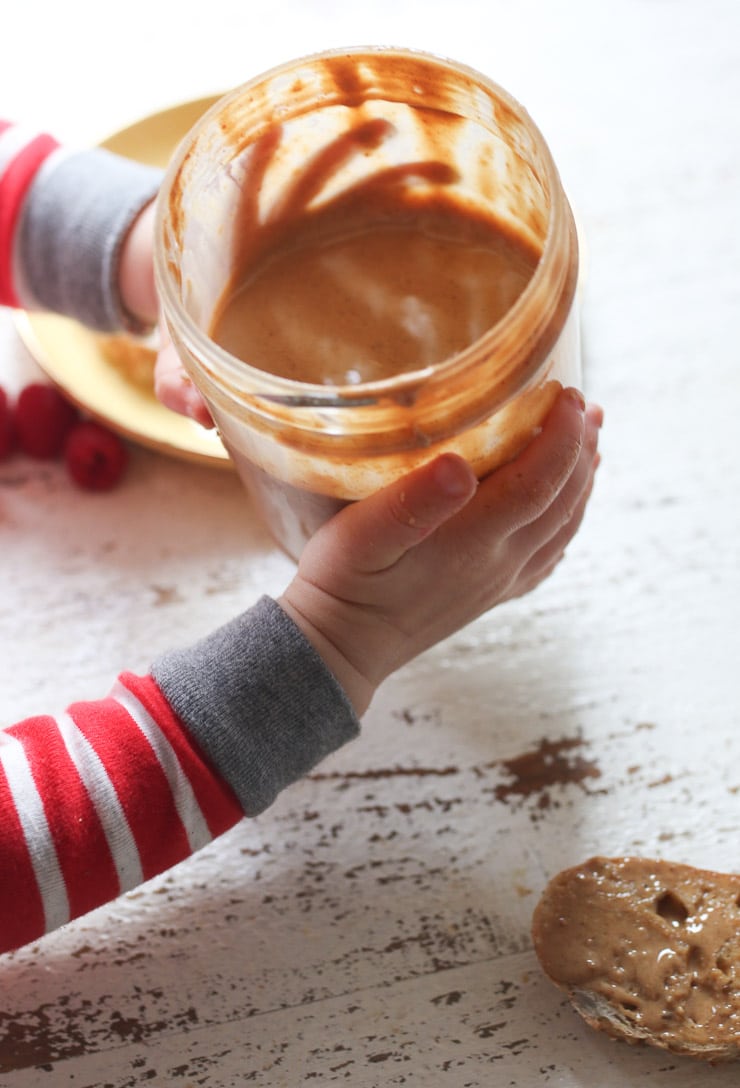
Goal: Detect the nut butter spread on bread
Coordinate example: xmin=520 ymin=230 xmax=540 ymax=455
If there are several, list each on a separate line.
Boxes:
xmin=97 ymin=332 xmax=157 ymax=391
xmin=532 ymin=856 xmax=740 ymax=1061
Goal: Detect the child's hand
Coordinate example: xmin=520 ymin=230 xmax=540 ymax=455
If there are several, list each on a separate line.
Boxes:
xmin=118 ymin=201 xmax=213 ymax=426
xmin=279 ymin=388 xmax=602 ymax=716
xmin=153 ymin=316 xmax=214 ymax=427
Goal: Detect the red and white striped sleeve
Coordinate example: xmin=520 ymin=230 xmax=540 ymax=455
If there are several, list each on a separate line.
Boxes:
xmin=0 ymin=119 xmax=61 ymax=309
xmin=0 ymin=671 xmax=243 ymax=955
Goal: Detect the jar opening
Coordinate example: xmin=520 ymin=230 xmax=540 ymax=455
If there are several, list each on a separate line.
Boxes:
xmin=154 ymin=46 xmax=576 ymax=419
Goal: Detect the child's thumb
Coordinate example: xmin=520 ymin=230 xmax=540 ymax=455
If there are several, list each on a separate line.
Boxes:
xmin=333 ymin=453 xmax=478 ymax=573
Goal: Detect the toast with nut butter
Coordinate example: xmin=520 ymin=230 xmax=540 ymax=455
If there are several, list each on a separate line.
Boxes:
xmin=532 ymin=856 xmax=740 ymax=1062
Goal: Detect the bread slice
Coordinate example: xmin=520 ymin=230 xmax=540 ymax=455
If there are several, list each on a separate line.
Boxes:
xmin=531 ymin=856 xmax=740 ymax=1062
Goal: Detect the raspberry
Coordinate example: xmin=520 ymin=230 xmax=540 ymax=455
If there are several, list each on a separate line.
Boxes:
xmin=64 ymin=420 xmax=129 ymax=491
xmin=0 ymin=387 xmax=15 ymax=460
xmin=15 ymin=382 xmax=78 ymax=459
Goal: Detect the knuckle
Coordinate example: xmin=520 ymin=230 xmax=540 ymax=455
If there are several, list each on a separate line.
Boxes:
xmin=553 ymin=488 xmax=577 ymax=529
xmin=558 ymin=431 xmax=585 ymax=478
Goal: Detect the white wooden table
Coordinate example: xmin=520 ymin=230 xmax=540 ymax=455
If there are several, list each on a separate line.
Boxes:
xmin=2 ymin=1 xmax=739 ymax=1084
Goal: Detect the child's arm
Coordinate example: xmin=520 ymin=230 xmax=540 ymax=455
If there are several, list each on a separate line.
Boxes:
xmin=0 ymin=597 xmax=361 ymax=955
xmin=1 ymin=119 xmax=210 ymax=423
xmin=0 ymin=674 xmax=244 ymax=954
xmin=0 ymin=119 xmax=161 ymax=331
xmin=0 ymin=389 xmax=599 ymax=956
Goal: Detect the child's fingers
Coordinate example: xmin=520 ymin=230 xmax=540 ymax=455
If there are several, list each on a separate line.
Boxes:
xmin=514 ymin=406 xmax=601 ymax=554
xmin=477 ymin=388 xmax=587 ymax=536
xmin=517 ymin=461 xmax=598 ymax=591
xmin=326 ymin=452 xmax=478 ymax=573
xmin=154 ymin=328 xmax=214 ymax=427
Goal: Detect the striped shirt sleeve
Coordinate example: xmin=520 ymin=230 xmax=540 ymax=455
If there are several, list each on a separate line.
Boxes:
xmin=0 ymin=121 xmax=61 ymax=309
xmin=0 ymin=118 xmax=162 ymax=331
xmin=0 ymin=672 xmax=243 ymax=954
xmin=0 ymin=599 xmax=360 ymax=955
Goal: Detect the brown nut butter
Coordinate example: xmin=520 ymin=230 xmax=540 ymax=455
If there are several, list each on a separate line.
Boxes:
xmin=155 ymin=48 xmax=580 ymax=558
xmin=533 ymin=856 xmax=740 ymax=1058
xmin=210 ymin=194 xmax=539 ymax=387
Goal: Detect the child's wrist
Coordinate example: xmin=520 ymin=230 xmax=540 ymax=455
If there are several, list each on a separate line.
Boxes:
xmin=278 ymin=590 xmax=377 ymax=718
xmin=118 ymin=200 xmax=158 ymax=330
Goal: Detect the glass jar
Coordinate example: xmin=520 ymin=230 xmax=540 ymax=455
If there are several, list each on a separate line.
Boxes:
xmin=154 ymin=47 xmax=580 ymax=561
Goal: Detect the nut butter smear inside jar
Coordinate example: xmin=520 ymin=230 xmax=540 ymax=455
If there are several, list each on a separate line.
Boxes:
xmin=209 ymin=123 xmax=540 ymax=385
xmin=155 ymin=48 xmax=580 ymax=558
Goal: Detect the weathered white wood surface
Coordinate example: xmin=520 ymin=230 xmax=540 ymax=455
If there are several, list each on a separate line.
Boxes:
xmin=1 ymin=0 xmax=739 ymax=1083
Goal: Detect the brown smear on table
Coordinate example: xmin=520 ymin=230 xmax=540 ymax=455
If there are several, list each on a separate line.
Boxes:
xmin=493 ymin=736 xmax=602 ymax=807
xmin=0 ymin=994 xmax=200 ymax=1073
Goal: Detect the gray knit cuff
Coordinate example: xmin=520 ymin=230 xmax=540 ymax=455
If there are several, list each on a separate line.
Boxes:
xmin=18 ymin=147 xmax=163 ymax=332
xmin=151 ymin=596 xmax=361 ymax=817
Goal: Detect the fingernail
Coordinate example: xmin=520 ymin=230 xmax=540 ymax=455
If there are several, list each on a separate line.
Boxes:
xmin=566 ymin=387 xmax=586 ymax=411
xmin=433 ymin=453 xmax=477 ymax=498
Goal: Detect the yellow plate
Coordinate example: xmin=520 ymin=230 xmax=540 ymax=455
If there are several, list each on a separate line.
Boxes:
xmin=15 ymin=96 xmax=230 ymax=468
